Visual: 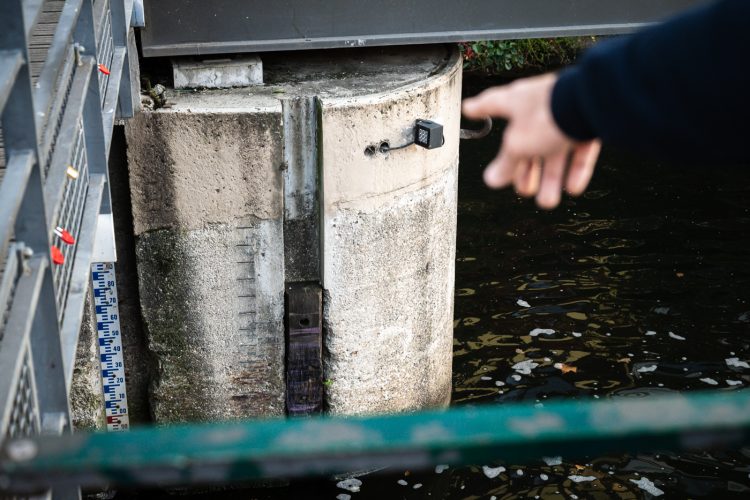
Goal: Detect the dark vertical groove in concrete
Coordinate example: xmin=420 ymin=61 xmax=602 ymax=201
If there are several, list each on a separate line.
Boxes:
xmin=315 ymin=96 xmax=331 ymax=415
xmin=108 ymin=125 xmax=155 ymax=424
xmin=315 ymin=96 xmax=325 ymax=287
xmin=281 ymin=97 xmax=321 ymax=284
xmin=282 ymin=97 xmax=324 ymax=415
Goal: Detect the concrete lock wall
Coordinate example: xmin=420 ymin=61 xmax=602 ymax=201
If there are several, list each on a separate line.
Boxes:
xmin=126 ymin=109 xmax=286 ymax=421
xmin=124 ymin=46 xmax=461 ymax=421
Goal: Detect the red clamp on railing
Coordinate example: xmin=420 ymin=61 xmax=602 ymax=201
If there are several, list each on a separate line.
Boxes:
xmin=98 ymin=63 xmax=110 ymax=75
xmin=54 ymin=227 xmax=75 ymax=245
xmin=51 ymin=246 xmax=65 ymax=265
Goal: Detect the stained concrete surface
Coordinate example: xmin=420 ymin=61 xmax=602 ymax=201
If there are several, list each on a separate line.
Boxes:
xmin=125 ymin=45 xmax=461 ymax=420
xmin=107 ymin=126 xmax=154 ymax=424
xmin=135 ymin=223 xmax=285 ymax=421
xmin=320 ymin=49 xmax=462 ymax=413
xmin=69 ymin=293 xmax=105 ymax=430
xmin=126 ymin=106 xmax=285 ymax=422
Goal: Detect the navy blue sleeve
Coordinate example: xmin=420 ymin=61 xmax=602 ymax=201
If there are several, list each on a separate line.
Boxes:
xmin=551 ymin=0 xmax=750 ymax=164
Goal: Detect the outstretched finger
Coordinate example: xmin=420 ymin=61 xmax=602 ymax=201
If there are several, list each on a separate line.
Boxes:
xmin=483 ymin=153 xmax=517 ymax=189
xmin=566 ymin=140 xmax=601 ymax=196
xmin=536 ymin=150 xmax=568 ymax=209
xmin=514 ymin=157 xmax=542 ymax=197
xmin=462 ymin=86 xmax=513 ymax=119
xmin=484 ymin=127 xmax=523 ymax=188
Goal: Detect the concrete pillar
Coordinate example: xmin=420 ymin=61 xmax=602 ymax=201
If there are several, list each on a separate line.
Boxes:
xmin=320 ymin=53 xmax=461 ymax=415
xmin=125 ymin=46 xmax=461 ymax=421
xmin=126 ymin=108 xmax=286 ymax=422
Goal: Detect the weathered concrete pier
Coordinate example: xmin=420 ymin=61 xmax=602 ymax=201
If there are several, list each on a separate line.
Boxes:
xmin=125 ymin=46 xmax=461 ymax=420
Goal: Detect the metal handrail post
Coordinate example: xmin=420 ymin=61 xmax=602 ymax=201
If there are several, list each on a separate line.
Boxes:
xmin=1 ymin=0 xmax=73 ymax=437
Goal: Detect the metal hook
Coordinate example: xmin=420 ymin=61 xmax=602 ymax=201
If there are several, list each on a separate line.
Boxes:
xmin=460 ymin=116 xmax=492 ymax=140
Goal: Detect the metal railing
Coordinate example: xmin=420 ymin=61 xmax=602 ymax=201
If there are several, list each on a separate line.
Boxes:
xmin=1 ymin=390 xmax=749 ymax=494
xmin=0 ymin=1 xmax=135 ymax=497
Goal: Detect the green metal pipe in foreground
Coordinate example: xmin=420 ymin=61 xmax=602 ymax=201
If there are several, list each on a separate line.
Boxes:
xmin=1 ymin=391 xmax=749 ymax=494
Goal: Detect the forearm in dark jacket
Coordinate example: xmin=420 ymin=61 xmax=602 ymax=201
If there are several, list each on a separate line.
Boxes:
xmin=551 ymin=0 xmax=750 ymax=163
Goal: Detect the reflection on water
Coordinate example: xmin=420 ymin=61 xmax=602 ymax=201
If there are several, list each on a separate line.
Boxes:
xmin=452 ymin=140 xmax=750 ymax=413
xmin=444 ymin=75 xmax=750 ymax=497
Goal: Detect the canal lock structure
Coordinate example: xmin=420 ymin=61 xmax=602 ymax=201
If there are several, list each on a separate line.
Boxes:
xmin=120 ymin=74 xmax=750 ymax=500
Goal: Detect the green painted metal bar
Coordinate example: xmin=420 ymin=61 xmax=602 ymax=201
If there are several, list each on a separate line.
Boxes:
xmin=1 ymin=390 xmax=749 ymax=494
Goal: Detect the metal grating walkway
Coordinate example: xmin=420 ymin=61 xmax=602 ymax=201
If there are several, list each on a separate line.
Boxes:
xmin=28 ymin=1 xmax=65 ymax=85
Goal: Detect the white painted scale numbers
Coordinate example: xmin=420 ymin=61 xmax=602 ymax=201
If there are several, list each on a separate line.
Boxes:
xmin=92 ymin=263 xmax=130 ymax=431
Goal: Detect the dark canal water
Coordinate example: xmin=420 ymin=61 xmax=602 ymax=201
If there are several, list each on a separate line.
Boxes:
xmin=132 ymin=75 xmax=750 ymax=499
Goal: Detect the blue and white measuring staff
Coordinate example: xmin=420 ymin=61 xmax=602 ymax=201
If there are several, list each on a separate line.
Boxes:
xmin=92 ymin=262 xmax=129 ymax=431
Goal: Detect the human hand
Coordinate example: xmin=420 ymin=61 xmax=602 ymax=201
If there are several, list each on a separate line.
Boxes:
xmin=462 ymin=73 xmax=601 ymax=209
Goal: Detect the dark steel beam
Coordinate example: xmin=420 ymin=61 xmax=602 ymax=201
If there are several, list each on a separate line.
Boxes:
xmin=141 ymin=0 xmax=708 ymax=57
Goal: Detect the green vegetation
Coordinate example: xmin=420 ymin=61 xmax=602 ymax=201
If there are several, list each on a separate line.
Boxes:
xmin=460 ymin=37 xmax=595 ymax=73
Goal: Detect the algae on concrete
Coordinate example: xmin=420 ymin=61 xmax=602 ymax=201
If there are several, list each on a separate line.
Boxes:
xmin=124 ymin=45 xmax=461 ymax=420
xmin=70 ymin=293 xmax=105 ymax=430
xmin=127 ymin=106 xmax=285 ymax=421
xmin=135 ymin=225 xmax=285 ymax=422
